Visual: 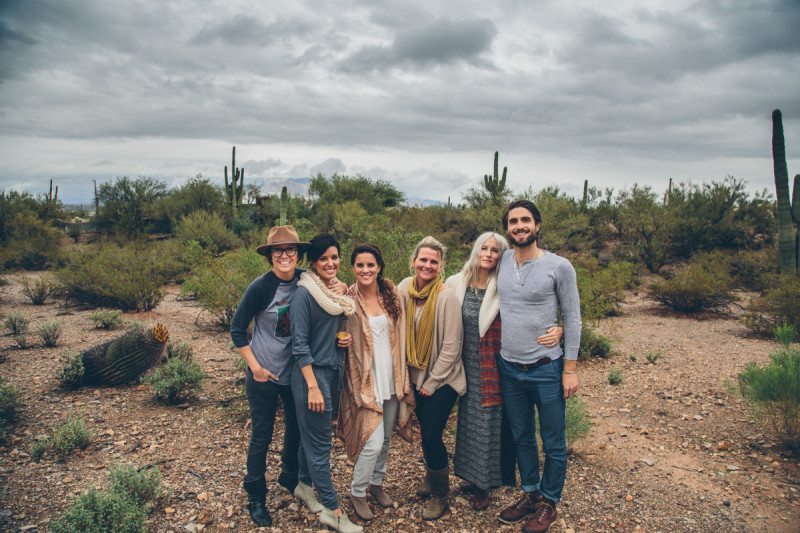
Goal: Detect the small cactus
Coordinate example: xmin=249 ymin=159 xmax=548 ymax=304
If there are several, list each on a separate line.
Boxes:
xmin=80 ymin=323 xmax=169 ymax=386
xmin=483 ymin=151 xmax=508 ymax=204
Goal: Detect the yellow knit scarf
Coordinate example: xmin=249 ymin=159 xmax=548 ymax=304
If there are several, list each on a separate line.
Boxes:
xmin=405 ymin=275 xmax=442 ymax=369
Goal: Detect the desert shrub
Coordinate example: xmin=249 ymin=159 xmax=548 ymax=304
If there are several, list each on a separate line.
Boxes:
xmin=30 ymin=437 xmax=48 ymax=462
xmin=38 ymin=320 xmax=62 ymax=347
xmin=50 ymin=487 xmax=147 ymax=533
xmin=58 ymin=352 xmax=85 ymax=389
xmin=90 ymin=309 xmax=124 ymax=329
xmin=742 ymin=276 xmax=800 ymax=336
xmin=166 ymin=340 xmax=193 ymax=361
xmin=57 ymin=241 xmax=180 ymax=311
xmin=574 ymin=258 xmax=637 ymax=319
xmin=50 ymin=415 xmax=92 ymax=460
xmin=14 ymin=333 xmax=32 ymax=349
xmin=4 ymin=311 xmax=29 ymax=336
xmin=108 ymin=464 xmax=163 ymax=507
xmin=157 ymin=175 xmax=228 ymax=226
xmin=649 ymin=261 xmax=734 ymax=313
xmin=175 ymin=210 xmax=238 ymax=253
xmin=529 ymin=186 xmax=593 ymax=252
xmin=0 ymin=211 xmax=63 ymax=269
xmin=20 ymin=274 xmax=57 ymax=305
xmin=646 ymin=350 xmax=663 ymax=364
xmin=608 ymin=367 xmax=623 ymax=385
xmin=579 ymin=324 xmax=612 ymax=359
xmin=729 ymin=248 xmax=779 ymax=292
xmin=739 ymin=347 xmax=800 ymax=453
xmin=142 ymin=356 xmax=205 ymax=404
xmin=0 ymin=377 xmax=20 ymax=445
xmin=775 ymin=324 xmax=797 ymax=347
xmin=565 ymin=396 xmax=592 ymax=447
xmin=616 ymin=185 xmax=675 ymax=273
xmin=182 ymin=244 xmax=265 ymax=327
xmin=94 ymin=176 xmax=168 ymax=237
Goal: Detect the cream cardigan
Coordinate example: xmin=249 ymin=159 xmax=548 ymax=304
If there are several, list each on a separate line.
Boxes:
xmin=398 ymin=277 xmax=465 ymax=395
xmin=444 ymin=272 xmax=499 ymax=338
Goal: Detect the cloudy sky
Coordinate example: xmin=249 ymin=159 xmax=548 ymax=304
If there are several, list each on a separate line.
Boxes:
xmin=1 ymin=0 xmax=798 ymax=203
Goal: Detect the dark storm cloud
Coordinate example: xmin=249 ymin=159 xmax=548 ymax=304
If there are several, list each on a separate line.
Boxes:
xmin=340 ymin=16 xmax=497 ymax=72
xmin=191 ymin=14 xmax=313 ymax=46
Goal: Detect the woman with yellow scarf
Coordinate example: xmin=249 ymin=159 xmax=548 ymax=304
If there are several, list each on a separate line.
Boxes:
xmin=397 ymin=236 xmax=464 ymax=521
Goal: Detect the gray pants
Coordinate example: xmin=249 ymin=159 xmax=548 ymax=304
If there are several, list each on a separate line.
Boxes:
xmin=350 ymin=395 xmax=399 ymax=497
xmin=291 ymin=364 xmax=340 ymax=511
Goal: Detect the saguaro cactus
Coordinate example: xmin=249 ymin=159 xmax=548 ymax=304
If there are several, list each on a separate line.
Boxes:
xmin=48 ymin=179 xmax=59 ymax=205
xmin=483 ymin=151 xmax=508 ymax=204
xmin=224 ymin=146 xmax=245 ymax=214
xmin=279 ymin=186 xmax=288 ymax=225
xmin=81 ymin=323 xmax=169 ymax=386
xmin=772 ymin=109 xmax=800 ymax=275
xmin=581 ymin=179 xmax=589 ymax=209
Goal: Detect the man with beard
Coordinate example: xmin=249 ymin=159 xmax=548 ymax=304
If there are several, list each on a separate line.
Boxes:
xmin=495 ymin=199 xmax=581 ymax=533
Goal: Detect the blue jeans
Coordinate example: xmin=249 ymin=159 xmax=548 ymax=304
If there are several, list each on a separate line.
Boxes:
xmin=499 ymin=356 xmax=567 ymax=502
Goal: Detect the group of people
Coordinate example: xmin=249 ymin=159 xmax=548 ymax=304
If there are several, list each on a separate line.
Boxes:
xmin=230 ymin=199 xmax=582 ymax=533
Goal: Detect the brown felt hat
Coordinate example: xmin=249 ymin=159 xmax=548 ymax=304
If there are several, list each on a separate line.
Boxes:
xmin=256 ymin=225 xmax=310 ymax=256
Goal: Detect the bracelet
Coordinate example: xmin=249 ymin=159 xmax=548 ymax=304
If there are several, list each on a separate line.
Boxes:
xmin=564 ymin=371 xmax=577 ymax=375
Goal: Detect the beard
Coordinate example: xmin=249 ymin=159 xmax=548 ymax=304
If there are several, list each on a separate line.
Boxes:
xmin=506 ymin=228 xmax=539 ymax=248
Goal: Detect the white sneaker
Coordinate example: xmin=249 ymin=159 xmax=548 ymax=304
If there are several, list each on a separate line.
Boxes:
xmin=319 ymin=507 xmax=363 ymax=533
xmin=293 ymin=481 xmax=323 ymax=513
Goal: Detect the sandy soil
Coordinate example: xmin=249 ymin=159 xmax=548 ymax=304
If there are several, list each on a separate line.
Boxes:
xmin=1 ymin=274 xmax=798 ymax=532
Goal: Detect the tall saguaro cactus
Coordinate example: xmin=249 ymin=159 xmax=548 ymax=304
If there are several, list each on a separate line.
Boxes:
xmin=48 ymin=179 xmax=59 ymax=205
xmin=772 ymin=109 xmax=800 ymax=275
xmin=224 ymin=146 xmax=245 ymax=215
xmin=483 ymin=151 xmax=508 ymax=204
xmin=279 ymin=186 xmax=289 ymax=225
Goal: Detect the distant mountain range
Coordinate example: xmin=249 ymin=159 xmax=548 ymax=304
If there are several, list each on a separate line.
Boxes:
xmin=255 ymin=177 xmax=443 ymax=206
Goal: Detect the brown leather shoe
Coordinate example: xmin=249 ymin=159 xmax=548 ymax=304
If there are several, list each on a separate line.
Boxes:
xmin=498 ymin=491 xmax=539 ymax=524
xmin=469 ymin=489 xmax=490 ymax=511
xmin=350 ymin=494 xmax=373 ymax=521
xmin=522 ymin=498 xmax=558 ymax=533
xmin=369 ymin=484 xmax=393 ymax=507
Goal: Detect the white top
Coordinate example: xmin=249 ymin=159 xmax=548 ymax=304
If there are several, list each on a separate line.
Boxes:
xmin=368 ymin=314 xmax=395 ymax=404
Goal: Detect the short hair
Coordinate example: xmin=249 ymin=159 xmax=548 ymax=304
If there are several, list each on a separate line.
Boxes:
xmin=502 ymin=199 xmax=542 ymax=229
xmin=459 ymin=232 xmax=509 ymax=287
xmin=306 ymin=233 xmax=341 ymax=264
xmin=409 ymin=236 xmax=446 ymax=275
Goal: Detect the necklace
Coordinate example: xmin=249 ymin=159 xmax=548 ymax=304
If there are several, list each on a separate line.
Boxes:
xmin=515 ymin=249 xmax=544 ymax=286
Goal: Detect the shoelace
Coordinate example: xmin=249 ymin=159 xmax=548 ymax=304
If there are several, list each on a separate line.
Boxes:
xmin=533 ymin=501 xmax=554 ymax=521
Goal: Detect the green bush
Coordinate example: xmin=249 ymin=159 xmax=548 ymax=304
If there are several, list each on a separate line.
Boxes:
xmin=4 ymin=311 xmax=29 ymax=336
xmin=575 ymin=258 xmax=637 ymax=319
xmin=57 ymin=242 xmax=181 ymax=311
xmin=775 ymin=324 xmax=797 ymax=347
xmin=58 ymin=352 xmax=85 ymax=389
xmin=0 ymin=377 xmax=20 ymax=445
xmin=20 ymin=274 xmax=58 ymax=305
xmin=50 ymin=487 xmax=147 ymax=533
xmin=38 ymin=320 xmax=62 ymax=347
xmin=143 ymin=356 xmax=205 ymax=404
xmin=90 ymin=309 xmax=124 ymax=329
xmin=175 ymin=210 xmax=239 ymax=253
xmin=742 ymin=276 xmax=800 ymax=336
xmin=565 ymin=396 xmax=592 ymax=447
xmin=50 ymin=415 xmax=92 ymax=460
xmin=646 ymin=350 xmax=663 ymax=364
xmin=166 ymin=340 xmax=193 ymax=361
xmin=608 ymin=367 xmax=623 ymax=385
xmin=729 ymin=248 xmax=779 ymax=292
xmin=579 ymin=324 xmax=612 ymax=359
xmin=649 ymin=261 xmax=734 ymax=313
xmin=109 ymin=464 xmax=162 ymax=507
xmin=739 ymin=347 xmax=800 ymax=453
xmin=30 ymin=437 xmax=48 ymax=462
xmin=93 ymin=176 xmax=168 ymax=237
xmin=0 ymin=211 xmax=63 ymax=269
xmin=182 ymin=244 xmax=265 ymax=327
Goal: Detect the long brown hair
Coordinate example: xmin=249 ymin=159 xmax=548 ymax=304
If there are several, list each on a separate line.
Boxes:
xmin=350 ymin=243 xmax=401 ymax=321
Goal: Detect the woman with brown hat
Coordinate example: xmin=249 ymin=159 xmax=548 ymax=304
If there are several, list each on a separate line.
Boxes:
xmin=230 ymin=225 xmax=311 ymax=528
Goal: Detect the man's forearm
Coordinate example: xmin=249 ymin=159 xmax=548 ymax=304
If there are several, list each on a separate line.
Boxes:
xmin=564 ymin=359 xmax=577 ymax=374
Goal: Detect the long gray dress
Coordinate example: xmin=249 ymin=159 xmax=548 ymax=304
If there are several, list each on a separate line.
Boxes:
xmin=453 ymin=288 xmax=503 ymax=490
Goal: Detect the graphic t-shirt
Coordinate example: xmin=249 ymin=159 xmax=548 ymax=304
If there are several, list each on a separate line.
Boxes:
xmin=251 ymin=280 xmax=298 ymax=384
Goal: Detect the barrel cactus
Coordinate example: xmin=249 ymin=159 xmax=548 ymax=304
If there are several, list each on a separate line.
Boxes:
xmin=81 ymin=323 xmax=169 ymax=386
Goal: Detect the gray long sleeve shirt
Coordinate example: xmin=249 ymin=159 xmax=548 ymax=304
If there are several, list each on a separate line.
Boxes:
xmin=497 ymin=249 xmax=582 ymax=362
xmin=290 ymin=286 xmax=346 ymax=370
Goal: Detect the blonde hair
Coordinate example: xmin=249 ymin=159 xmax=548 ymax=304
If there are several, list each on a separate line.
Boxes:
xmin=460 ymin=232 xmax=509 ymax=287
xmin=409 ymin=236 xmax=447 ymax=276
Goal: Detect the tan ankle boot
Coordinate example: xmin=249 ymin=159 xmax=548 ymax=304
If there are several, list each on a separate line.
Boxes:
xmin=349 ymin=494 xmax=373 ymax=521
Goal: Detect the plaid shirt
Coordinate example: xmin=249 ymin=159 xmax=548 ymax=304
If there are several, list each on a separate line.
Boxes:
xmin=478 ymin=315 xmax=503 ymax=407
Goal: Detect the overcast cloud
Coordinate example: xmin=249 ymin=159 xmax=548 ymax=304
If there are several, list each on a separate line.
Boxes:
xmin=0 ymin=0 xmax=798 ymax=203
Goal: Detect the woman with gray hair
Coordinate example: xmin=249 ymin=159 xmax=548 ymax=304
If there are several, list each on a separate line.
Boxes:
xmin=447 ymin=232 xmax=563 ymax=510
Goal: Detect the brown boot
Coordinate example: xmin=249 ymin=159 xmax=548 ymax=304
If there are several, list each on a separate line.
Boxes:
xmin=421 ymin=466 xmax=449 ymax=521
xmin=498 ymin=491 xmax=539 ymax=524
xmin=522 ymin=498 xmax=558 ymax=533
xmin=469 ymin=489 xmax=490 ymax=511
xmin=369 ymin=484 xmax=393 ymax=507
xmin=349 ymin=494 xmax=373 ymax=521
xmin=415 ymin=476 xmax=431 ymax=497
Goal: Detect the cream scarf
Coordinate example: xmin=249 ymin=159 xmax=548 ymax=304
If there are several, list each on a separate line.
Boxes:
xmin=445 ymin=272 xmax=499 ymax=338
xmin=298 ymin=271 xmax=356 ymax=316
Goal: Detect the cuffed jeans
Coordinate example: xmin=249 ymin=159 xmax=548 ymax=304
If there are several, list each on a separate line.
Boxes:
xmin=413 ymin=384 xmax=458 ymax=471
xmin=291 ymin=364 xmax=340 ymax=510
xmin=243 ymin=368 xmax=300 ymax=498
xmin=351 ymin=395 xmax=399 ymax=496
xmin=499 ymin=356 xmax=567 ymax=503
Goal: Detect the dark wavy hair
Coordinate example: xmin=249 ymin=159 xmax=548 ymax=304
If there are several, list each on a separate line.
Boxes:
xmin=350 ymin=243 xmax=401 ymax=321
xmin=306 ymin=234 xmax=341 ymax=265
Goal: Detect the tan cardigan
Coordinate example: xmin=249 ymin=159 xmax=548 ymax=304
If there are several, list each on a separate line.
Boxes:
xmin=336 ymin=283 xmax=415 ymax=462
xmin=398 ymin=277 xmax=466 ymax=395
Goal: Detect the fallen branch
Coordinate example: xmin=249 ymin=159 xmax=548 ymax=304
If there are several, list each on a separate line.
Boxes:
xmin=138 ymin=458 xmax=175 ymax=471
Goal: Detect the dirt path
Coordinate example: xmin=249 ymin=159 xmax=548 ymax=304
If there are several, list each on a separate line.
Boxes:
xmin=1 ymin=275 xmax=798 ymax=532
